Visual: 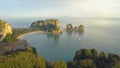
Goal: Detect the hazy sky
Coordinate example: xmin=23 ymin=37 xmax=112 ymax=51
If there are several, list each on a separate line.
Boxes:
xmin=0 ymin=0 xmax=120 ymax=18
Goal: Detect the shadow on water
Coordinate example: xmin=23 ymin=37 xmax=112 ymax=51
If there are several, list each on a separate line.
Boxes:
xmin=47 ymin=34 xmax=60 ymax=44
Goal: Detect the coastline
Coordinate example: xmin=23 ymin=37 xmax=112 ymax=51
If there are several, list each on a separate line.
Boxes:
xmin=17 ymin=31 xmax=49 ymax=39
xmin=17 ymin=30 xmax=63 ymax=39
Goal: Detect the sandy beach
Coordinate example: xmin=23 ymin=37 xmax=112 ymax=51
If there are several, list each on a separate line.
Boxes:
xmin=17 ymin=31 xmax=49 ymax=39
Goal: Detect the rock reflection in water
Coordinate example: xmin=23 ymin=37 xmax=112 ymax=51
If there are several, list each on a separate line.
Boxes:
xmin=66 ymin=30 xmax=84 ymax=37
xmin=66 ymin=30 xmax=73 ymax=37
xmin=47 ymin=34 xmax=60 ymax=44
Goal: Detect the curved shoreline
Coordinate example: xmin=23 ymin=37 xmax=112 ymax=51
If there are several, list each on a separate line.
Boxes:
xmin=17 ymin=31 xmax=49 ymax=39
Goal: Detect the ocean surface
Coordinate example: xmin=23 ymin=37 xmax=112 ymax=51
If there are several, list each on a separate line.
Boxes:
xmin=6 ymin=18 xmax=120 ymax=61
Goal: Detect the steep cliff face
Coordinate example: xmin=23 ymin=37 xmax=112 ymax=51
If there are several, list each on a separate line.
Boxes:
xmin=30 ymin=19 xmax=62 ymax=33
xmin=0 ymin=19 xmax=12 ymax=41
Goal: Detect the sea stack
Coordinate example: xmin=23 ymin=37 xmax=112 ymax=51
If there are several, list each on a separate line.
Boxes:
xmin=66 ymin=24 xmax=84 ymax=31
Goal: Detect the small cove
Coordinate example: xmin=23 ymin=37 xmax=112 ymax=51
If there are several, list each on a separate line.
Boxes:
xmin=19 ymin=19 xmax=120 ymax=61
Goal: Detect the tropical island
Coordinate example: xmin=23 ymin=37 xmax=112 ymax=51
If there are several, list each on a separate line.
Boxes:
xmin=0 ymin=19 xmax=120 ymax=68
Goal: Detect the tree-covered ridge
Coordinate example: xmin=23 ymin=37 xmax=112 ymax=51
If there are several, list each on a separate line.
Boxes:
xmin=30 ymin=19 xmax=62 ymax=33
xmin=53 ymin=61 xmax=67 ymax=68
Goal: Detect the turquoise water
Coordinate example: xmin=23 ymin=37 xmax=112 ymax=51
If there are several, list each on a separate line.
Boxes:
xmin=19 ymin=19 xmax=120 ymax=61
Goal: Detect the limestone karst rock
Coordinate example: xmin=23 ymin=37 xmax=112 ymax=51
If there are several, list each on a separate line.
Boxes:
xmin=0 ymin=19 xmax=12 ymax=41
xmin=30 ymin=19 xmax=62 ymax=33
xmin=66 ymin=24 xmax=84 ymax=31
xmin=74 ymin=25 xmax=84 ymax=31
xmin=66 ymin=24 xmax=73 ymax=30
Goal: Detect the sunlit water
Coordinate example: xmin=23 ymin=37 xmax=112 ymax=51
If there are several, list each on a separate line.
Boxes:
xmin=13 ymin=18 xmax=120 ymax=61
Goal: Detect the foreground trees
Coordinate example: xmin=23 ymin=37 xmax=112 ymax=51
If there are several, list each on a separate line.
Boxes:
xmin=53 ymin=61 xmax=67 ymax=68
xmin=0 ymin=47 xmax=46 ymax=68
xmin=3 ymin=33 xmax=18 ymax=42
xmin=68 ymin=49 xmax=120 ymax=68
xmin=0 ymin=47 xmax=120 ymax=68
xmin=79 ymin=59 xmax=96 ymax=68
